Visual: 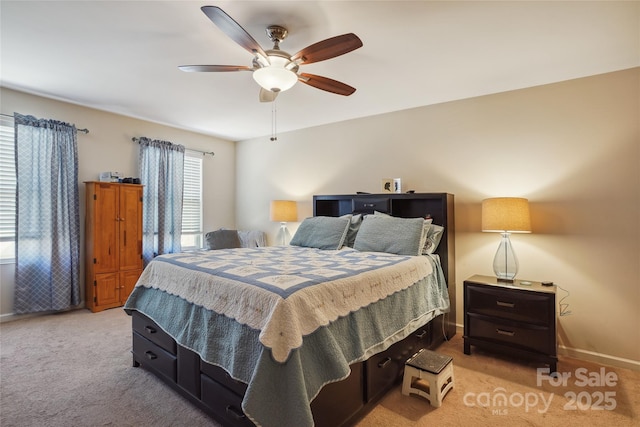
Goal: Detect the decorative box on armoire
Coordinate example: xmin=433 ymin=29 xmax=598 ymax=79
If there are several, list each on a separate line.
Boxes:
xmin=85 ymin=182 xmax=143 ymax=312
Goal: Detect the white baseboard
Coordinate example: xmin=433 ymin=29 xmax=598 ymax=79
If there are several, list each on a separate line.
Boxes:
xmin=0 ymin=311 xmax=40 ymax=323
xmin=454 ymin=322 xmax=639 ymax=372
xmin=559 ymin=345 xmax=640 ymax=372
xmin=0 ymin=303 xmax=86 ymax=323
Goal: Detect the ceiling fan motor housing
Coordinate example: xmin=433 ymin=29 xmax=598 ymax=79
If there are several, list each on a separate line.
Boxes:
xmin=266 ymin=25 xmax=288 ymax=44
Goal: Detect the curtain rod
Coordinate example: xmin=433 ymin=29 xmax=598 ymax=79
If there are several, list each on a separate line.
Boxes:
xmin=0 ymin=113 xmax=89 ymax=134
xmin=131 ymin=137 xmax=214 ymax=157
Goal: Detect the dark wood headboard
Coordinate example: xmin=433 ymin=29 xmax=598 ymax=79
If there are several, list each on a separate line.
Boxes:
xmin=313 ymin=193 xmax=456 ymax=338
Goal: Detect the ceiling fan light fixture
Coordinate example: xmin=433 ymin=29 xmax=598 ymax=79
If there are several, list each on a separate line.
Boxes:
xmin=253 ymin=55 xmax=298 ymax=92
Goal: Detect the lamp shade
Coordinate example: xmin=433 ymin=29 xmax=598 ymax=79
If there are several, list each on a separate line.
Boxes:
xmin=482 ymin=197 xmax=531 ymax=233
xmin=270 ymin=200 xmax=297 ymax=222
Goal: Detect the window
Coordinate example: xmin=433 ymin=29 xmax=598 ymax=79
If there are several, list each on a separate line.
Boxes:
xmin=0 ymin=115 xmax=15 ymax=262
xmin=181 ymin=153 xmax=203 ymax=250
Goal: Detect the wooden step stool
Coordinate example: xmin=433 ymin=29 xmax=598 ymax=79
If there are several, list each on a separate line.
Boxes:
xmin=402 ymin=349 xmax=454 ymax=407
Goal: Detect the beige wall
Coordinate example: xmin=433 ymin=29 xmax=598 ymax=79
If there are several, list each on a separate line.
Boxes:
xmin=1 ymin=68 xmax=638 ymax=369
xmin=236 ymin=68 xmax=640 ymax=369
xmin=0 ymin=87 xmax=236 ymax=317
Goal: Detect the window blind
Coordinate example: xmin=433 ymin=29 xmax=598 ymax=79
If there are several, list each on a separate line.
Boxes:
xmin=181 ymin=154 xmax=203 ymax=248
xmin=0 ymin=115 xmax=16 ymax=260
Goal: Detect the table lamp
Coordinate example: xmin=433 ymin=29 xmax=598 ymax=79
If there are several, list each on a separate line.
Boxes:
xmin=270 ymin=200 xmax=297 ymax=245
xmin=482 ymin=197 xmax=531 ymax=282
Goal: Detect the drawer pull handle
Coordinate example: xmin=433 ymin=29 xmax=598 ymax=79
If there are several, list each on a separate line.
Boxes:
xmin=363 ymin=203 xmax=375 ymax=207
xmin=225 ymin=405 xmax=246 ymax=420
xmin=496 ymin=300 xmax=515 ymax=308
xmin=496 ymin=328 xmax=515 ymax=337
xmin=415 ymin=329 xmax=427 ymax=339
xmin=378 ymin=357 xmax=392 ymax=368
xmin=145 ymin=351 xmax=157 ymax=360
xmin=145 ymin=326 xmax=157 ymax=334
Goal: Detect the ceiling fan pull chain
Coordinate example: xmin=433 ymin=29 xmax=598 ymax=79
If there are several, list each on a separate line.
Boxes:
xmin=270 ymin=100 xmax=278 ymax=141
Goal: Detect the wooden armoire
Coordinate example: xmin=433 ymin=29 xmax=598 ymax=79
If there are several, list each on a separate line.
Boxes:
xmin=85 ymin=182 xmax=144 ymax=312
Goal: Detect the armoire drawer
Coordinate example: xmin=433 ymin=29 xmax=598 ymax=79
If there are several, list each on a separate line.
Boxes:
xmin=133 ymin=332 xmax=177 ymax=382
xmin=132 ymin=311 xmax=177 ymax=354
xmin=465 ymin=283 xmax=552 ymax=326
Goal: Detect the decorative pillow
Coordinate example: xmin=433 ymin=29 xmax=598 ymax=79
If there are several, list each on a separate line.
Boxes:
xmin=341 ymin=213 xmax=363 ymax=247
xmin=353 ymin=215 xmax=425 ymax=256
xmin=290 ymin=216 xmax=351 ymax=250
xmin=423 ymin=223 xmax=444 ymax=254
xmin=205 ymin=229 xmax=241 ymax=250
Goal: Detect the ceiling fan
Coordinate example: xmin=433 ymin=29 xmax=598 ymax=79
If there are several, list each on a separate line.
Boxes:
xmin=179 ymin=6 xmax=363 ymax=102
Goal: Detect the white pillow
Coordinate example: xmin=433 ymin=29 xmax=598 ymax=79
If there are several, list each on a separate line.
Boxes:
xmin=340 ymin=213 xmax=363 ymax=247
xmin=423 ymin=223 xmax=444 ymax=254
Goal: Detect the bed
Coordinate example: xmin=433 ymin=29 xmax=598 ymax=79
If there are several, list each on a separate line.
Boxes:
xmin=124 ymin=192 xmax=456 ymax=427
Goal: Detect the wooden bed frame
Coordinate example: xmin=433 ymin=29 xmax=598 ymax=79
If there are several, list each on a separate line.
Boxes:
xmin=129 ymin=192 xmax=456 ymax=427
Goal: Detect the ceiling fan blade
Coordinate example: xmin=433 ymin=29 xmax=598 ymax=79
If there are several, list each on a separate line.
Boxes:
xmin=298 ymin=73 xmax=356 ymax=96
xmin=292 ymin=33 xmax=363 ymax=65
xmin=201 ymin=6 xmax=268 ymax=59
xmin=179 ymin=65 xmax=252 ymax=72
xmin=259 ymin=88 xmax=279 ymax=103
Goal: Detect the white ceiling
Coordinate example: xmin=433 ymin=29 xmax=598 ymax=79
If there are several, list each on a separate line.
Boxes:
xmin=1 ymin=1 xmax=638 ymax=142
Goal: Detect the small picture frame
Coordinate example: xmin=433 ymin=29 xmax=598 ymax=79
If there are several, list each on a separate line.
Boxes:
xmin=393 ymin=178 xmax=402 ymax=193
xmin=381 ymin=179 xmax=393 ymax=193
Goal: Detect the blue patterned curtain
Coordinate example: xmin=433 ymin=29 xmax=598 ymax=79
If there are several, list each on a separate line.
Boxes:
xmin=138 ymin=137 xmax=185 ymax=265
xmin=14 ymin=113 xmax=80 ymax=314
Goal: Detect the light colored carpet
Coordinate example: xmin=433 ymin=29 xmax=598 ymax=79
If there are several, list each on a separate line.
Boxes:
xmin=1 ymin=308 xmax=638 ymax=426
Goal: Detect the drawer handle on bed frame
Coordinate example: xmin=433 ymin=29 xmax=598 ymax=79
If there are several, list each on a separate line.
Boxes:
xmin=496 ymin=300 xmax=515 ymax=308
xmin=225 ymin=405 xmax=246 ymax=420
xmin=378 ymin=357 xmax=392 ymax=369
xmin=415 ymin=329 xmax=427 ymax=339
xmin=145 ymin=326 xmax=157 ymax=334
xmin=496 ymin=328 xmax=515 ymax=337
xmin=145 ymin=351 xmax=158 ymax=360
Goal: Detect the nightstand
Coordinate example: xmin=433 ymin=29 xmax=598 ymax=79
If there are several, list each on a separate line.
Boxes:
xmin=463 ymin=275 xmax=557 ymax=372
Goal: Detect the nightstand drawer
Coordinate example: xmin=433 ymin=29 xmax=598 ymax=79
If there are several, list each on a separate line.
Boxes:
xmin=465 ymin=284 xmax=552 ymax=326
xmin=467 ymin=315 xmax=554 ymax=354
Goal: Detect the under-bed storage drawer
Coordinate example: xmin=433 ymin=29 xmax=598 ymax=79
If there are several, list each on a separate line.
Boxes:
xmin=403 ymin=324 xmax=431 ymax=358
xmin=200 ymin=360 xmax=248 ymax=396
xmin=133 ymin=332 xmax=177 ymax=382
xmin=201 ymin=374 xmax=254 ymax=427
xmin=366 ymin=341 xmax=404 ymax=402
xmin=132 ymin=311 xmax=177 ymax=354
xmin=312 ymin=362 xmax=364 ymax=427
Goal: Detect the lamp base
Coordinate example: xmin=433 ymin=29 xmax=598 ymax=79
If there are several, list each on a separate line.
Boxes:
xmin=279 ymin=222 xmax=288 ymax=246
xmin=493 ymin=232 xmax=519 ymax=282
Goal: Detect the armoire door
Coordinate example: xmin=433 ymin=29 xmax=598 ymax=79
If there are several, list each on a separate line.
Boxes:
xmin=118 ymin=185 xmax=143 ymax=272
xmin=94 ymin=272 xmax=119 ymax=307
xmin=93 ymin=184 xmax=119 ymax=273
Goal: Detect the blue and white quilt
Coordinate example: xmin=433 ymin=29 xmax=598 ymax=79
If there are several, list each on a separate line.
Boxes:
xmin=125 ymin=246 xmax=450 ymax=427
